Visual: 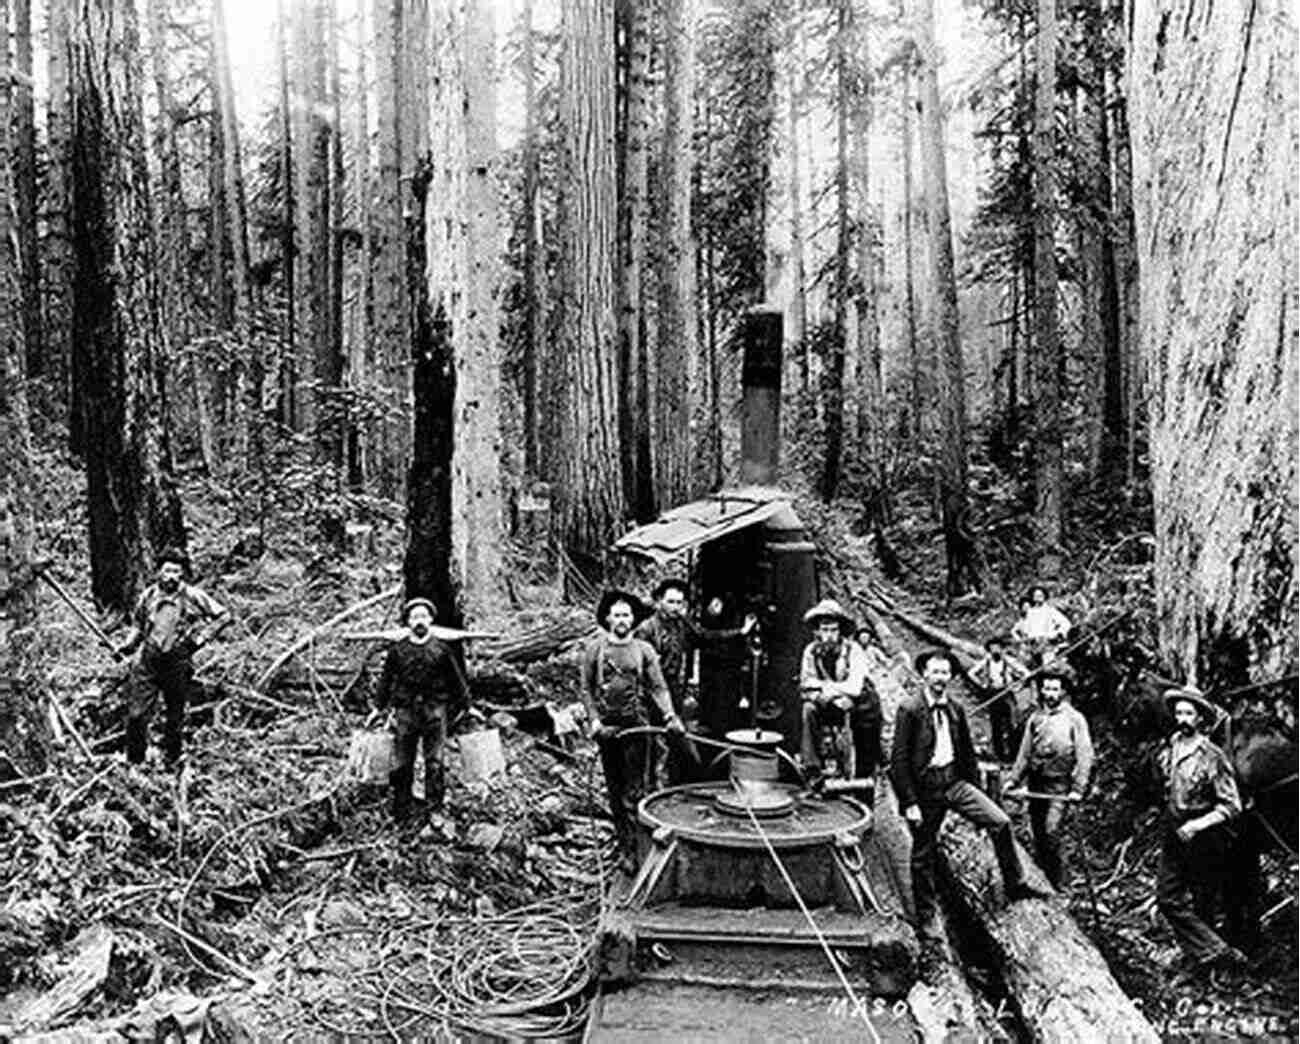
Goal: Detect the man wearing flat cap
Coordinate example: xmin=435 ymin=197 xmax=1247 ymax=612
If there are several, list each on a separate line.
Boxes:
xmin=116 ymin=546 xmax=229 ymax=767
xmin=374 ymin=597 xmax=470 ymax=822
xmin=635 ymin=578 xmax=756 ymax=784
xmin=1007 ymin=664 xmax=1093 ymax=888
xmin=1155 ymin=685 xmax=1248 ymax=978
xmin=799 ymin=598 xmax=882 ymax=787
xmin=581 ymin=591 xmax=681 ymax=870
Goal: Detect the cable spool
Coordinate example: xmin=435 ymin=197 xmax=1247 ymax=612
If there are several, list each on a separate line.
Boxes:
xmin=716 ymin=729 xmax=793 ymax=817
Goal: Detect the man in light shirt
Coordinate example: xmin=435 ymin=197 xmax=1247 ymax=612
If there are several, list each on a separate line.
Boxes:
xmin=1011 ymin=585 xmax=1072 ymax=664
xmin=891 ymin=650 xmax=1045 ymax=935
xmin=1007 ymin=666 xmax=1093 ymax=888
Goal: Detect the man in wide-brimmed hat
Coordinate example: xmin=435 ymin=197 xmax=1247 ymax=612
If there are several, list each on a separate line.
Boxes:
xmin=374 ymin=596 xmax=471 ymax=823
xmin=635 ymin=578 xmax=756 ymax=785
xmin=799 ymin=599 xmax=882 ymax=788
xmin=581 ymin=590 xmax=681 ymax=871
xmin=116 ymin=545 xmax=229 ymax=767
xmin=1154 ymin=684 xmax=1247 ymax=980
xmin=968 ymin=634 xmax=1031 ymax=761
xmin=1006 ymin=663 xmax=1093 ymax=888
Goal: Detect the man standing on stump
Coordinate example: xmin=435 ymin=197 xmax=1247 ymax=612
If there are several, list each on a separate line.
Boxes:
xmin=1007 ymin=665 xmax=1093 ymax=888
xmin=1155 ymin=685 xmax=1248 ymax=982
xmin=581 ymin=591 xmax=682 ymax=872
xmin=374 ymin=598 xmax=470 ymax=824
xmin=892 ymin=650 xmax=1045 ymax=937
xmin=116 ymin=547 xmax=228 ymax=767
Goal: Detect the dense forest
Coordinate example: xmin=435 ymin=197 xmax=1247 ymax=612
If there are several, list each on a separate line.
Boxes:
xmin=2 ymin=0 xmax=1293 ymax=679
xmin=0 ymin=0 xmax=1295 ymax=1036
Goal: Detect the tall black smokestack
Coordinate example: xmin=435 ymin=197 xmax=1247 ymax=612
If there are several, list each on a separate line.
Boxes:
xmin=740 ymin=308 xmax=783 ymax=485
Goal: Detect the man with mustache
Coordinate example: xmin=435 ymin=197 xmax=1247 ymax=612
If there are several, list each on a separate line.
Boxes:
xmin=374 ymin=597 xmax=471 ymax=823
xmin=1155 ymin=685 xmax=1248 ymax=981
xmin=115 ymin=546 xmax=229 ymax=767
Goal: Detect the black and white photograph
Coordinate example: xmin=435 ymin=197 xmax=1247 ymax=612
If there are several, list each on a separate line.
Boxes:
xmin=0 ymin=0 xmax=1295 ymax=1038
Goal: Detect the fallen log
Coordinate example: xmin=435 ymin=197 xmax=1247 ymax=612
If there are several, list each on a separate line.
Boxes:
xmin=477 ymin=611 xmax=597 ymax=664
xmin=870 ymin=637 xmax=1157 ymax=1042
xmin=937 ymin=817 xmax=1157 ymax=1041
xmin=860 ymin=589 xmax=984 ymax=668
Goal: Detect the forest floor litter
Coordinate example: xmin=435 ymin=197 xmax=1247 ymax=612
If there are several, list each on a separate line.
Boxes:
xmin=1 ymin=464 xmax=1295 ymax=1040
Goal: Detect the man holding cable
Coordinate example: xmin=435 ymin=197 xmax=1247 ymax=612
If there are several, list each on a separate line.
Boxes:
xmin=581 ymin=590 xmax=683 ymax=872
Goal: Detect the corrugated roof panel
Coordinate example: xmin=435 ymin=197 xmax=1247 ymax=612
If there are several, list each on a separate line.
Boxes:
xmin=611 ymin=487 xmax=799 ymax=564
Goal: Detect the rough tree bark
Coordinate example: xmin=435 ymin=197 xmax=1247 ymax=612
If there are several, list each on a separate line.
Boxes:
xmin=14 ymin=0 xmax=41 ymax=384
xmin=557 ymin=0 xmax=625 ymax=560
xmin=786 ymin=28 xmax=809 ymax=398
xmin=900 ymin=60 xmax=921 ymax=442
xmin=1130 ymin=0 xmax=1299 ymax=680
xmin=70 ymin=0 xmax=185 ymax=612
xmin=914 ymin=0 xmax=978 ymax=596
xmin=819 ymin=0 xmax=851 ymax=504
xmin=1032 ymin=0 xmax=1064 ymax=551
xmin=0 ymin=0 xmax=48 ymax=776
xmin=616 ymin=0 xmax=653 ymax=522
xmin=371 ymin=0 xmax=410 ymax=496
xmin=521 ymin=0 xmax=541 ymax=478
xmin=48 ymin=0 xmax=76 ymax=447
xmin=451 ymin=0 xmax=507 ymax=621
xmin=275 ymin=0 xmax=297 ymax=428
xmin=655 ymin=0 xmax=697 ymax=509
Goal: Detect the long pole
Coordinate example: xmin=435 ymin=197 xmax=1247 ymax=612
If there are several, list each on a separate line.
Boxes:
xmin=37 ymin=568 xmax=121 ymax=658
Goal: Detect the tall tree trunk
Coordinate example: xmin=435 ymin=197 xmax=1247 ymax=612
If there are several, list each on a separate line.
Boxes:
xmin=787 ymin=44 xmax=809 ymax=396
xmin=821 ymin=0 xmax=851 ymax=503
xmin=558 ymin=0 xmax=624 ymax=560
xmin=452 ymin=0 xmax=506 ymax=620
xmin=1130 ymin=0 xmax=1298 ymax=679
xmin=900 ymin=63 xmax=921 ymax=442
xmin=521 ymin=0 xmax=541 ymax=478
xmin=291 ymin=0 xmax=339 ymax=466
xmin=70 ymin=0 xmax=185 ymax=612
xmin=405 ymin=160 xmax=460 ymax=626
xmin=1032 ymin=0 xmax=1064 ymax=550
xmin=276 ymin=0 xmax=297 ymax=428
xmin=372 ymin=0 xmax=409 ymax=496
xmin=694 ymin=83 xmax=722 ymax=493
xmin=48 ymin=0 xmax=76 ymax=447
xmin=616 ymin=0 xmax=653 ymax=521
xmin=1109 ymin=49 xmax=1140 ymax=487
xmin=0 ymin=0 xmax=45 ymax=773
xmin=14 ymin=0 xmax=40 ymax=384
xmin=914 ymin=0 xmax=978 ymax=595
xmin=343 ymin=1 xmax=371 ymax=489
xmin=850 ymin=2 xmax=884 ymax=520
xmin=656 ymin=0 xmax=696 ymax=508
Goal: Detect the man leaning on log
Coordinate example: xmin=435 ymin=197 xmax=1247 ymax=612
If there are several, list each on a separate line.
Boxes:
xmin=892 ymin=649 xmax=1048 ymax=940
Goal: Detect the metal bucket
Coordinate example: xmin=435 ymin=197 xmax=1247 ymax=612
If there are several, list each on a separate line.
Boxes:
xmin=347 ymin=728 xmax=395 ymax=784
xmin=459 ymin=727 xmax=506 ymax=782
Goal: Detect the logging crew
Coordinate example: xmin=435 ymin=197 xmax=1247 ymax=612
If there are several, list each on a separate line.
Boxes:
xmin=1154 ymin=685 xmax=1248 ymax=978
xmin=1007 ymin=666 xmax=1094 ymax=889
xmin=116 ymin=547 xmax=229 ymax=767
xmin=799 ymin=599 xmax=883 ymax=785
xmin=581 ymin=591 xmax=682 ymax=871
xmin=969 ymin=635 xmax=1030 ymax=761
xmin=635 ymin=578 xmax=756 ymax=784
xmin=892 ymin=650 xmax=1044 ymax=934
xmin=374 ymin=597 xmax=470 ymax=823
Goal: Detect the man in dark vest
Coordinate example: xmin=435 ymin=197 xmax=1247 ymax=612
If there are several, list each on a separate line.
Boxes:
xmin=635 ymin=577 xmax=755 ymax=784
xmin=581 ymin=590 xmax=681 ymax=871
xmin=116 ymin=546 xmax=228 ymax=767
xmin=892 ymin=649 xmax=1045 ymax=936
xmin=374 ymin=597 xmax=470 ymax=823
